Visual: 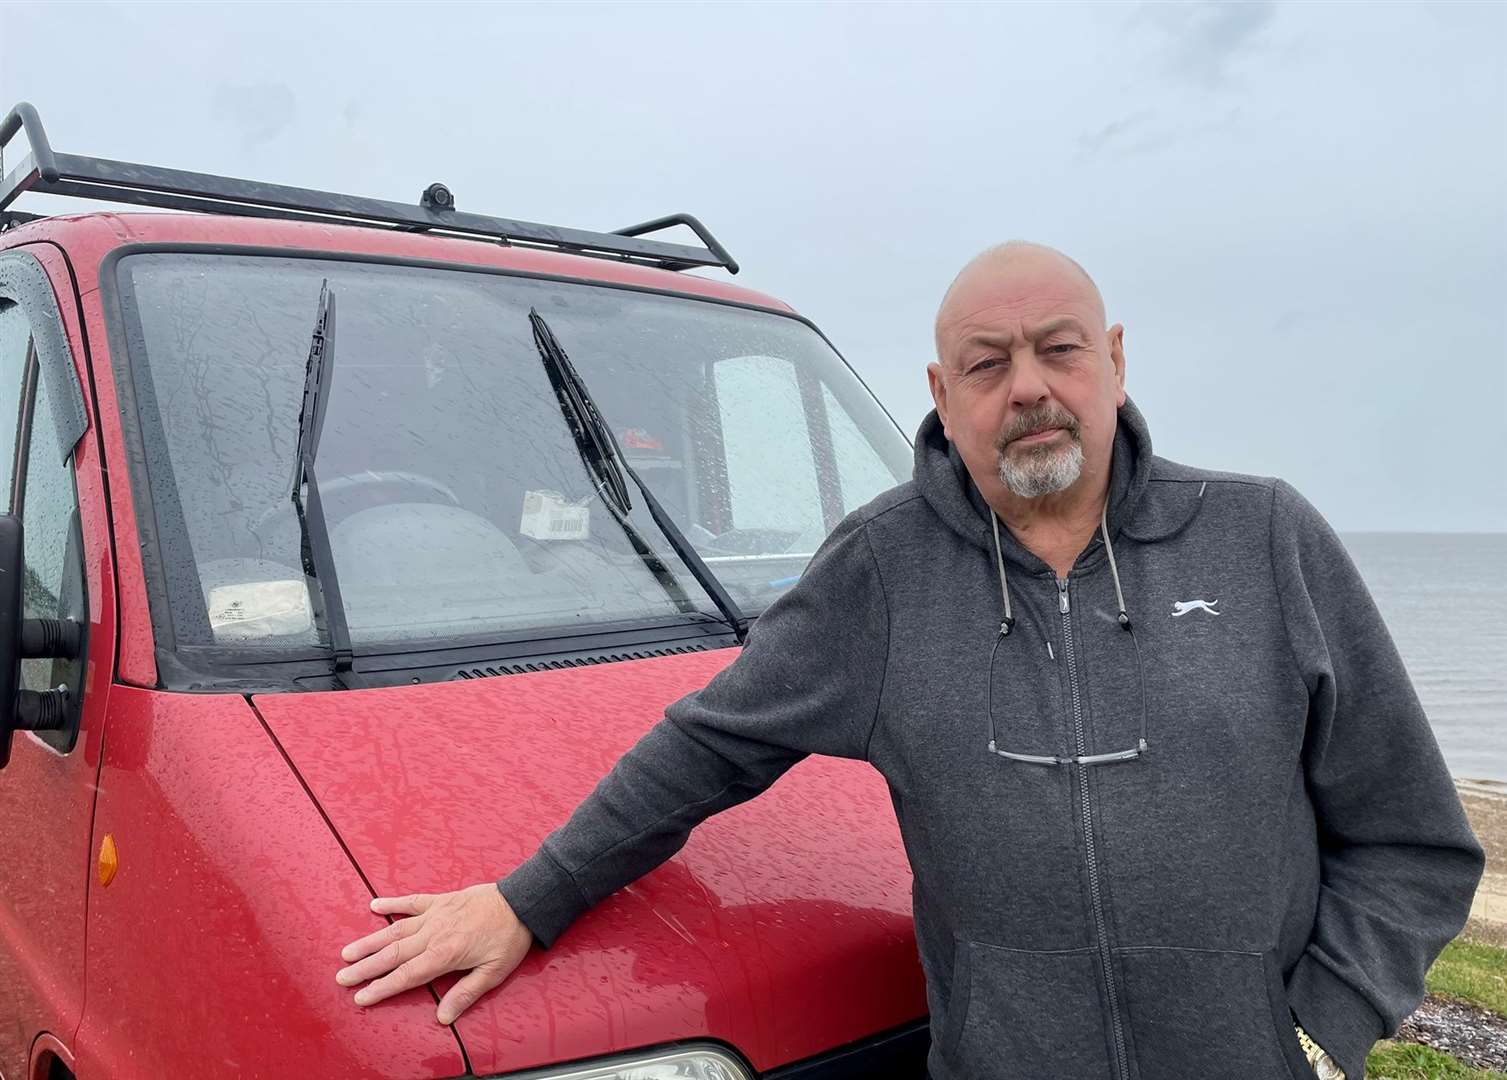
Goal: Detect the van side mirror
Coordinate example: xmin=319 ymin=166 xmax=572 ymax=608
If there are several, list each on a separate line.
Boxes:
xmin=0 ymin=514 xmax=82 ymax=770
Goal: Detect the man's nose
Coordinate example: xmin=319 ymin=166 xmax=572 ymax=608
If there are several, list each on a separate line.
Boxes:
xmin=1007 ymin=350 xmax=1050 ymax=410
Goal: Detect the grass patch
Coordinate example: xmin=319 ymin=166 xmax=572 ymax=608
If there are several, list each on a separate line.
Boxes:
xmin=1365 ymin=1040 xmax=1504 ymax=1079
xmin=1428 ymin=939 xmax=1507 ymax=1017
xmin=1357 ymin=938 xmax=1507 ymax=1077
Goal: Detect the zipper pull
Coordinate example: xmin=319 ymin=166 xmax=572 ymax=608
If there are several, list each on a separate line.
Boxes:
xmin=1057 ymin=577 xmax=1070 ymax=613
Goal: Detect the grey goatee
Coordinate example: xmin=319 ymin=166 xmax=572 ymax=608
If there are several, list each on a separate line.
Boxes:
xmin=995 ymin=405 xmax=1084 ymax=498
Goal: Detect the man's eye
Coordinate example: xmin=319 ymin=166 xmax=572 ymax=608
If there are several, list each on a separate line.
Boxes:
xmin=973 ymin=358 xmax=1003 ymax=372
xmin=1046 ymin=343 xmax=1077 ymax=354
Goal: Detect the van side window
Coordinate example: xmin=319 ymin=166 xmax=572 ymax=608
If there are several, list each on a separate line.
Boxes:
xmin=14 ymin=339 xmax=87 ymax=750
xmin=0 ymin=301 xmax=29 ymax=507
xmin=710 ymin=354 xmax=900 ymax=543
xmin=821 ymin=383 xmax=900 ymax=510
xmin=713 ymin=355 xmax=825 ymax=537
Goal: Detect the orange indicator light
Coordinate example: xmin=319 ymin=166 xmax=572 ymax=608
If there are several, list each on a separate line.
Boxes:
xmin=97 ymin=834 xmax=118 ymax=887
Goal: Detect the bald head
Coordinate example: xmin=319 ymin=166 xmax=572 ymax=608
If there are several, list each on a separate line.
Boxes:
xmin=935 ymin=241 xmax=1106 ymax=361
xmin=925 ymin=239 xmax=1127 ymax=526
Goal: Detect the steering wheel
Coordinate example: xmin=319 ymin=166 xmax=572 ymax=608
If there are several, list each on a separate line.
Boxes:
xmin=251 ymin=469 xmax=464 ymax=536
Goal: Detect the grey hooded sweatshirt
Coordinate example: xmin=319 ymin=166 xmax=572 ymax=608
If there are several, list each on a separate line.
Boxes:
xmin=498 ymin=395 xmax=1485 ymax=1080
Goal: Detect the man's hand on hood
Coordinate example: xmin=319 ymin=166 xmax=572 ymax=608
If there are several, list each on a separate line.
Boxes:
xmin=336 ymin=882 xmax=534 ymax=1024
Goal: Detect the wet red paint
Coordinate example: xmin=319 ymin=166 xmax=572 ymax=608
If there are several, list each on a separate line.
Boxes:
xmin=71 ymin=687 xmax=467 ymax=1079
xmin=256 ymin=650 xmax=925 ymax=1075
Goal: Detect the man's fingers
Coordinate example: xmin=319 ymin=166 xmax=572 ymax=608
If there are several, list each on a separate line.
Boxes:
xmin=338 ymin=882 xmax=532 ymax=1016
xmin=339 ymin=911 xmax=425 ymax=965
xmin=339 ymin=931 xmax=428 ymax=991
xmin=352 ymin=949 xmax=447 ymax=1009
xmin=370 ymin=892 xmax=435 ymax=916
xmin=435 ymin=962 xmax=510 ymax=1025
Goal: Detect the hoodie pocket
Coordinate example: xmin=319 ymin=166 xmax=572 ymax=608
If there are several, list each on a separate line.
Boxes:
xmin=1262 ymin=948 xmax=1323 ymax=1080
xmin=937 ymin=940 xmax=1114 ymax=1078
xmin=1118 ymin=946 xmax=1313 ymax=1080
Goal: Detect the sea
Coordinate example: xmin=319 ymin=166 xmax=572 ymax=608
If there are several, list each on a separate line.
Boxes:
xmin=1340 ymin=532 xmax=1507 ymax=783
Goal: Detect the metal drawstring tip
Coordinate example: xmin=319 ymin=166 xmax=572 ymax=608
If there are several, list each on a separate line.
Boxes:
xmin=987 ymin=740 xmax=997 ymax=752
xmin=1117 ymin=612 xmax=1132 ymax=631
xmin=999 ymin=617 xmax=1015 ymax=637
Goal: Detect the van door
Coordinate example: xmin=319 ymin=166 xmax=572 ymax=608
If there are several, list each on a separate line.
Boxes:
xmin=0 ymin=248 xmax=114 ymax=1080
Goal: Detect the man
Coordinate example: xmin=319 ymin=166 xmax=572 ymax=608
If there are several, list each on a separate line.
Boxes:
xmin=335 ymin=242 xmax=1484 ymax=1080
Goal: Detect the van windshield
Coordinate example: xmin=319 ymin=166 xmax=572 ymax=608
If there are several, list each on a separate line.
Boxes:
xmin=110 ymin=252 xmax=911 ymax=654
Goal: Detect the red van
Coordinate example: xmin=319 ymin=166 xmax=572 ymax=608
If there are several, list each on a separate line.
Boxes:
xmin=0 ymin=103 xmax=928 ymax=1080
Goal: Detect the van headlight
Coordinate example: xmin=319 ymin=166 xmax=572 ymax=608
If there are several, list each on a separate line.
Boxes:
xmin=497 ymin=1045 xmax=753 ymax=1080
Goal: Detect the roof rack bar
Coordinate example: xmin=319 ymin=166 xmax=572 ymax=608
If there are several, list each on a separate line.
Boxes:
xmin=0 ymin=101 xmax=739 ymax=274
xmin=36 ymin=165 xmax=722 ymax=269
xmin=0 ymin=153 xmax=40 ymax=215
xmin=0 ymin=103 xmax=58 ymax=182
xmin=34 ymin=175 xmax=425 ymax=228
xmin=29 ymin=154 xmax=727 ymax=270
xmin=615 ymin=214 xmax=740 ymax=275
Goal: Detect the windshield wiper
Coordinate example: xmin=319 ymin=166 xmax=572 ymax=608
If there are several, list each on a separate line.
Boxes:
xmin=529 ymin=312 xmax=634 ymax=518
xmin=290 ymin=281 xmax=361 ymax=689
xmin=528 ymin=311 xmax=695 ymax=621
xmin=528 ymin=309 xmax=749 ymax=644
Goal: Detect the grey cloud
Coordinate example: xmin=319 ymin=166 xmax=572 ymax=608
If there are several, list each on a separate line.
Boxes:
xmin=1078 ymin=106 xmax=1243 ymax=160
xmin=1078 ymin=113 xmax=1153 ymax=155
xmin=1078 ymin=114 xmax=1184 ymax=160
xmin=1140 ymin=0 xmax=1277 ymax=88
xmin=1270 ymin=308 xmax=1311 ymax=334
xmin=211 ymin=82 xmax=297 ymax=148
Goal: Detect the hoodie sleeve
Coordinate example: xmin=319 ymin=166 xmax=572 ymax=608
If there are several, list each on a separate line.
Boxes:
xmin=1269 ymin=479 xmax=1485 ymax=1080
xmin=496 ymin=509 xmax=890 ymax=949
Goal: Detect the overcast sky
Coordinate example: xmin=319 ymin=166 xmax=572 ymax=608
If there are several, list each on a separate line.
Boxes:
xmin=3 ymin=0 xmax=1504 ymax=531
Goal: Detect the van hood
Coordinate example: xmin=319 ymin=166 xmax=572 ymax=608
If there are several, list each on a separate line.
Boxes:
xmin=252 ymin=649 xmax=925 ymax=1077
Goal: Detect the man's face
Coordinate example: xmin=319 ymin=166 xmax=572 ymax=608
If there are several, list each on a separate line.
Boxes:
xmin=928 ymin=250 xmax=1126 ymax=505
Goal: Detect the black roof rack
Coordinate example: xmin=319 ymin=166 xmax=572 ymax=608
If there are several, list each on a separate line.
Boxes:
xmin=0 ymin=102 xmax=739 ymax=274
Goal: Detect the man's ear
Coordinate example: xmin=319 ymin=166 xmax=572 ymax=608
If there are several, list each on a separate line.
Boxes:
xmin=926 ymin=361 xmax=952 ymax=440
xmin=1107 ymin=324 xmax=1127 ymax=406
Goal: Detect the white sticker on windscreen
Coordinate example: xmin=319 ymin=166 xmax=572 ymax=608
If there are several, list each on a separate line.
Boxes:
xmin=208 ymin=580 xmax=315 ymax=640
xmin=520 ymin=489 xmax=591 ymax=541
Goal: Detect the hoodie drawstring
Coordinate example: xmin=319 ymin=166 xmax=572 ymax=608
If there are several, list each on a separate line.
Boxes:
xmin=989 ymin=499 xmax=1133 ymax=636
xmin=989 ymin=510 xmax=1016 ymax=636
xmin=987 ymin=498 xmax=1150 ymax=765
xmin=1098 ymin=500 xmax=1132 ymax=631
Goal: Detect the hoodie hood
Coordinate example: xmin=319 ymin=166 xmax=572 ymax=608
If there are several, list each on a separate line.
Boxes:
xmin=912 ymin=392 xmax=1157 ymax=577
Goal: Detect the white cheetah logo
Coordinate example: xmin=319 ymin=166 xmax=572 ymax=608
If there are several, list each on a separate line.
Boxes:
xmin=1171 ymin=599 xmax=1220 ymax=617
